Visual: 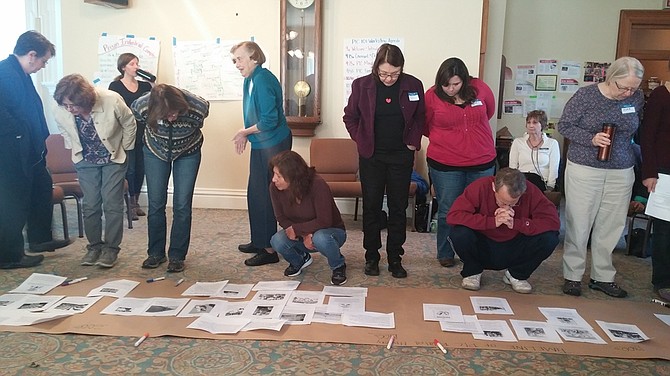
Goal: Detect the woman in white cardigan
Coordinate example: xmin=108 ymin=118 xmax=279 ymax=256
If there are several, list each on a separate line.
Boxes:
xmin=508 ymin=110 xmax=560 ymax=192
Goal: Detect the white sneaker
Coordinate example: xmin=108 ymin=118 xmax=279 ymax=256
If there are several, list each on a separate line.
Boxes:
xmin=503 ymin=270 xmax=532 ymax=294
xmin=461 ymin=273 xmax=482 ymax=291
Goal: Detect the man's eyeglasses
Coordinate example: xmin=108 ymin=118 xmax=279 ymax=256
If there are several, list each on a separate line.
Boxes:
xmin=614 ymin=81 xmax=638 ymax=93
xmin=60 ymin=103 xmax=80 ymax=111
xmin=378 ymin=71 xmax=401 ymax=80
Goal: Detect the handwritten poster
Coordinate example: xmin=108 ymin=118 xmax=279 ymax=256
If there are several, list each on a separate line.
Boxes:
xmin=173 ymin=39 xmax=243 ymax=101
xmin=343 ymin=37 xmax=404 ymax=105
xmin=96 ymin=34 xmax=160 ymax=89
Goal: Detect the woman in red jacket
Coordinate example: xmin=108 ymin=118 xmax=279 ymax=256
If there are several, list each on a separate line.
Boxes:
xmin=424 ymin=57 xmax=496 ymax=268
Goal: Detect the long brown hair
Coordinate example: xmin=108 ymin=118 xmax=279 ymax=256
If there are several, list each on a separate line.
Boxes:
xmin=114 ymin=52 xmax=138 ymax=81
xmin=270 ymin=151 xmax=315 ymax=203
xmin=146 ymin=84 xmax=189 ymax=130
xmin=434 ymin=57 xmax=477 ymax=104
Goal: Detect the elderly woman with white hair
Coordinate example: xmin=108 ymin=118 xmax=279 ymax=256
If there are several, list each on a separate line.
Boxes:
xmin=558 ymin=56 xmax=645 ymax=298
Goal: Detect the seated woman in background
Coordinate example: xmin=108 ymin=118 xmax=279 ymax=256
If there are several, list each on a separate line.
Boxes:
xmin=269 ymin=151 xmax=348 ymax=286
xmin=508 ymin=110 xmax=560 ymax=192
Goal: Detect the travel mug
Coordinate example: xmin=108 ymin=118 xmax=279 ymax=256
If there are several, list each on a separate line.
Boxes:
xmin=597 ymin=123 xmax=616 ymax=161
xmin=136 ymin=69 xmax=156 ymax=83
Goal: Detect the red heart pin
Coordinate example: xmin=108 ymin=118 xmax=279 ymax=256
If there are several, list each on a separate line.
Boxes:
xmin=385 ymin=98 xmax=391 ymax=103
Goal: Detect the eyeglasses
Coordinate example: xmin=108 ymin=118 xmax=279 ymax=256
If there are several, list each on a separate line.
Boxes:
xmin=60 ymin=103 xmax=80 ymax=111
xmin=378 ymin=70 xmax=401 ymax=80
xmin=614 ymin=81 xmax=638 ymax=93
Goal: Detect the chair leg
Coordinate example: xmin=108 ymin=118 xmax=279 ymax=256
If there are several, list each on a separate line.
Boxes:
xmin=354 ymin=197 xmax=359 ymax=221
xmin=124 ymin=192 xmax=133 ymax=229
xmin=59 ymin=202 xmax=69 ymax=240
xmin=74 ymin=196 xmax=84 ymax=238
xmin=626 ymin=216 xmax=634 ymax=256
xmin=409 ymin=195 xmax=416 ymax=232
xmin=643 ymin=218 xmax=653 ymax=257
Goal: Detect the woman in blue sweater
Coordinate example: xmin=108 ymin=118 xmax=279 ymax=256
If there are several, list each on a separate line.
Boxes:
xmin=230 ymin=41 xmax=292 ymax=267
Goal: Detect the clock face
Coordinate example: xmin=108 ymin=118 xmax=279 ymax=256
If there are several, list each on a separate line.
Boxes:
xmin=294 ymin=80 xmax=311 ymax=98
xmin=288 ymin=0 xmax=314 ymax=9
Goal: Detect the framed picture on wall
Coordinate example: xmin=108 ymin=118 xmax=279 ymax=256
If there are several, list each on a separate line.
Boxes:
xmin=665 ymin=0 xmax=670 ymax=9
xmin=535 ymin=75 xmax=558 ymax=91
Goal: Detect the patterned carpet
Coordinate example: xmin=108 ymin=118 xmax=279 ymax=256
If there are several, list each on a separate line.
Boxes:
xmin=2 ymin=203 xmax=669 ymax=375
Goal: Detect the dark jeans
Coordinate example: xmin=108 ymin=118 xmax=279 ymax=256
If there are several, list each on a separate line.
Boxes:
xmin=449 ymin=225 xmax=559 ymax=280
xmin=247 ymin=135 xmax=292 ymax=249
xmin=652 ymin=218 xmax=670 ymax=289
xmin=125 ymin=145 xmax=145 ymax=196
xmin=144 ymin=147 xmax=201 ymax=261
xmin=359 ymin=149 xmax=414 ymax=263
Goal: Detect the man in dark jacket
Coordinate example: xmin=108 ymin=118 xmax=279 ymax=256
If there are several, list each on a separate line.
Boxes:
xmin=0 ymin=30 xmax=70 ymax=269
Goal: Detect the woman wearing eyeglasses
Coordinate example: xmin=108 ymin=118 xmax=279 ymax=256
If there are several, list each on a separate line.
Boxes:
xmin=508 ymin=110 xmax=560 ymax=192
xmin=558 ymin=56 xmax=644 ymax=298
xmin=53 ymin=74 xmax=136 ymax=268
xmin=131 ymin=84 xmax=210 ymax=273
xmin=424 ymin=57 xmax=496 ymax=269
xmin=343 ymin=43 xmax=425 ymax=278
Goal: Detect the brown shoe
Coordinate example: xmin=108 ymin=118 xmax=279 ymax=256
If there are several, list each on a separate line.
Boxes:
xmin=439 ymin=257 xmax=456 ymax=267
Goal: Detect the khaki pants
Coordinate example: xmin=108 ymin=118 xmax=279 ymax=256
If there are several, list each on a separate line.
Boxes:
xmin=562 ymin=161 xmax=633 ymax=282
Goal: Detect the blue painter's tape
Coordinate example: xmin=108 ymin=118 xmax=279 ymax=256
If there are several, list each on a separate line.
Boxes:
xmin=126 ymin=34 xmax=135 ymax=38
xmin=101 ymin=32 xmax=107 ymax=36
xmin=93 ymin=78 xmax=101 ymax=84
xmin=173 ymin=37 xmax=177 ymax=45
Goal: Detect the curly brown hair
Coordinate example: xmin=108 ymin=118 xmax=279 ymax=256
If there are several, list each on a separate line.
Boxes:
xmin=270 ymin=151 xmax=316 ymax=204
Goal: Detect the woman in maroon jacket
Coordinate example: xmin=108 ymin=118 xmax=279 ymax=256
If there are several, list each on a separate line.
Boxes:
xmin=343 ymin=43 xmax=425 ymax=278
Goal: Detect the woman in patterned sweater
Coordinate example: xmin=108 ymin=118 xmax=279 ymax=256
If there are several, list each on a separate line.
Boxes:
xmin=131 ymin=84 xmax=209 ymax=273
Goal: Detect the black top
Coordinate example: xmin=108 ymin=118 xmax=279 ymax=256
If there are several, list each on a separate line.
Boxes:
xmin=108 ymin=80 xmax=152 ymax=108
xmin=374 ymin=80 xmax=405 ymax=152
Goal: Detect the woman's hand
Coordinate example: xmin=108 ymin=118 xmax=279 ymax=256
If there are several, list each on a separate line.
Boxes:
xmin=303 ymin=234 xmax=315 ymax=250
xmin=591 ymin=132 xmax=612 ymax=148
xmin=285 ymin=226 xmax=297 ymax=240
xmin=643 ymin=177 xmax=657 ymax=193
xmin=232 ymin=128 xmax=248 ymax=155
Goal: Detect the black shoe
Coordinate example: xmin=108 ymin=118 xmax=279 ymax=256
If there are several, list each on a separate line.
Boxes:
xmin=167 ymin=259 xmax=185 ymax=273
xmin=284 ymin=253 xmax=313 ymax=276
xmin=0 ymin=254 xmax=44 ymax=269
xmin=28 ymin=239 xmax=72 ymax=252
xmin=142 ymin=255 xmax=167 ymax=269
xmin=245 ymin=251 xmax=280 ymax=266
xmin=364 ymin=260 xmax=380 ymax=276
xmin=388 ymin=261 xmax=407 ymax=278
xmin=562 ymin=279 xmax=582 ymax=296
xmin=331 ymin=264 xmax=347 ymax=285
xmin=588 ymin=279 xmax=628 ymax=298
xmin=238 ymin=242 xmax=264 ymax=254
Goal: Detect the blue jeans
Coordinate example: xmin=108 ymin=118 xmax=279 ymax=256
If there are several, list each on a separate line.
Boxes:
xmin=75 ymin=159 xmax=127 ymax=252
xmin=271 ymin=227 xmax=346 ymax=270
xmin=144 ymin=147 xmax=201 ymax=261
xmin=429 ymin=166 xmax=494 ymax=259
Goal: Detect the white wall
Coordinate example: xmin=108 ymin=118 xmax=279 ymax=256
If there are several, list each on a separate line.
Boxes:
xmin=497 ymin=0 xmax=661 ymax=141
xmin=51 ymin=0 xmax=485 ymax=212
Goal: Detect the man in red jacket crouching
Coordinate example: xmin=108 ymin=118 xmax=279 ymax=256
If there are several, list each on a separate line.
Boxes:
xmin=447 ymin=168 xmax=560 ymax=294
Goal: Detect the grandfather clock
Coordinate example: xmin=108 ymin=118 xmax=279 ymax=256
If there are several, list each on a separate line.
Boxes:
xmin=280 ymin=0 xmax=322 ymax=137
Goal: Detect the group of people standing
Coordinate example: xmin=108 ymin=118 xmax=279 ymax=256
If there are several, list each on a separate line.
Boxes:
xmin=2 ymin=30 xmax=667 ymax=301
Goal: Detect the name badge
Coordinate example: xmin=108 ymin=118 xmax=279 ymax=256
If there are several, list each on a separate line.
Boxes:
xmin=408 ymin=92 xmax=419 ymax=102
xmin=471 ymin=99 xmax=483 ymax=107
xmin=621 ymin=105 xmax=636 ymax=114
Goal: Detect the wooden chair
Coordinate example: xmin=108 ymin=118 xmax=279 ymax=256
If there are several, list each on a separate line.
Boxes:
xmin=309 ymin=138 xmax=363 ymax=220
xmin=46 ymin=134 xmax=134 ymax=236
